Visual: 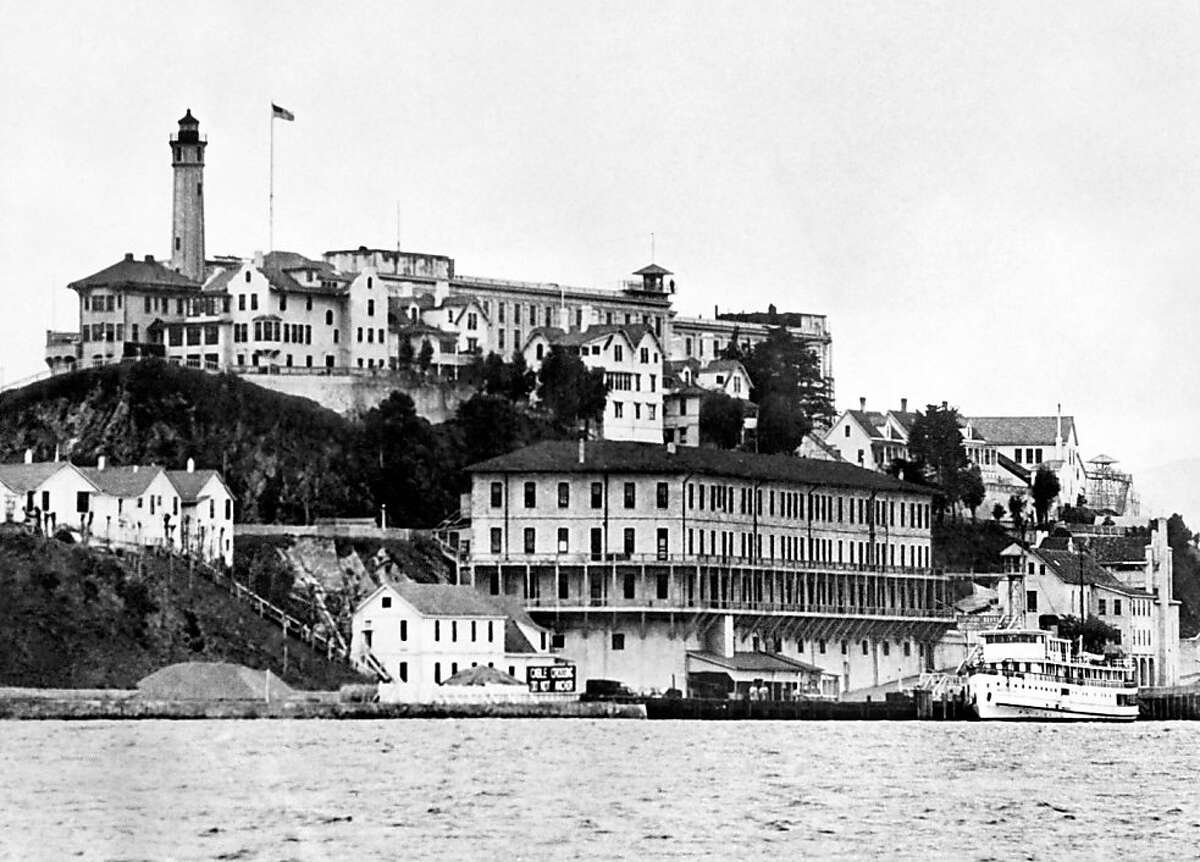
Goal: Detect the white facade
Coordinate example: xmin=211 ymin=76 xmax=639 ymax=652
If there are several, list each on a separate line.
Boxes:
xmin=0 ymin=461 xmax=99 ymax=533
xmin=168 ymin=467 xmax=235 ymax=567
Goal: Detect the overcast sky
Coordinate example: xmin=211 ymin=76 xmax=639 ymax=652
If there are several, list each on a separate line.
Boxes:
xmin=2 ymin=2 xmax=1197 ymax=508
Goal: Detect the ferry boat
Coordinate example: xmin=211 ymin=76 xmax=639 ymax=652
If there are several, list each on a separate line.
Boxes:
xmin=966 ymin=629 xmax=1138 ymax=721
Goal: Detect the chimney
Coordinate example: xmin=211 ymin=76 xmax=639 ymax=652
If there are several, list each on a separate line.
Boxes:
xmin=23 ymin=448 xmax=33 ymax=464
xmin=144 ymin=254 xmax=155 ymax=263
xmin=186 ymin=457 xmax=195 ymax=473
xmin=900 ymin=398 xmax=908 ymax=413
xmin=667 ymin=441 xmax=677 ymax=455
xmin=123 ymin=252 xmax=134 ymax=262
xmin=714 ymin=305 xmax=718 ymax=318
xmin=253 ymin=250 xmax=264 ymax=268
xmin=859 ymin=397 xmax=867 ymax=411
xmin=53 ymin=444 xmax=60 ymax=463
xmin=577 ymin=437 xmax=586 ymax=465
xmin=97 ymin=455 xmax=106 ymax=471
xmin=132 ymin=465 xmax=138 ymax=473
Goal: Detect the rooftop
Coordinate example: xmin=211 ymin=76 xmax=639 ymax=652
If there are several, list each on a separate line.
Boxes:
xmin=968 ymin=416 xmax=1077 ymax=446
xmin=468 ymin=440 xmax=933 ymax=495
xmin=0 ymin=462 xmax=90 ymax=494
xmin=69 ymin=255 xmax=201 ymax=293
xmin=80 ymin=465 xmax=163 ymax=497
xmin=688 ymin=650 xmax=827 ymax=674
xmin=165 ymin=469 xmax=223 ymax=503
xmin=392 ymin=581 xmax=507 ymax=618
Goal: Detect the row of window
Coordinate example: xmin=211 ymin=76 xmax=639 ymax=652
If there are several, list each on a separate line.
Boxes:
xmin=495 ymin=480 xmax=672 ymax=511
xmin=606 ymin=372 xmax=657 ymax=393
xmin=375 ymin=599 xmax=497 ymax=644
xmin=686 ymin=482 xmax=929 ymax=529
xmin=1013 ymin=447 xmax=1045 ymax=465
xmin=684 ymin=528 xmax=930 ymax=568
xmin=491 ymin=525 xmax=672 ymax=557
xmin=356 ymin=327 xmax=386 ymax=344
xmin=612 ymin=401 xmax=656 ymax=421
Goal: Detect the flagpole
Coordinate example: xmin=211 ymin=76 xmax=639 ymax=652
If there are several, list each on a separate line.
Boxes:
xmin=268 ymin=106 xmax=275 ymax=252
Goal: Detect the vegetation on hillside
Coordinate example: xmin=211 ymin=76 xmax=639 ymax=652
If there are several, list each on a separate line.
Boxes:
xmin=0 ymin=526 xmax=364 ymax=689
xmin=0 ymin=360 xmax=568 ymax=528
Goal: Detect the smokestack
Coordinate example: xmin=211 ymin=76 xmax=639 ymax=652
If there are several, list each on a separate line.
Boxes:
xmin=97 ymin=455 xmax=106 ymax=471
xmin=187 ymin=457 xmax=195 ymax=473
xmin=900 ymin=398 xmax=907 ymax=413
xmin=859 ymin=397 xmax=866 ymax=411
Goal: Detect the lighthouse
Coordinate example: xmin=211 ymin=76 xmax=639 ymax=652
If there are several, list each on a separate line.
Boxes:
xmin=169 ymin=109 xmax=206 ymax=282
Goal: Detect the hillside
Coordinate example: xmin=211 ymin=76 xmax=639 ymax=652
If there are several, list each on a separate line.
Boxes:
xmin=0 ymin=361 xmax=565 ymax=527
xmin=0 ymin=526 xmax=365 ymax=690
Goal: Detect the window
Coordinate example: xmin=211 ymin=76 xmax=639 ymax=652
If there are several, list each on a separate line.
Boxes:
xmin=841 ymin=640 xmax=848 ymax=655
xmin=614 ymin=402 xmax=623 ymax=418
xmin=623 ymin=528 xmax=635 ymax=555
xmin=624 ymin=482 xmax=636 ymax=509
xmin=624 ymin=573 xmax=636 ymax=599
xmin=75 ymin=491 xmax=89 ymax=513
xmin=819 ymin=639 xmax=827 ymax=654
xmin=451 ymin=621 xmax=458 ymax=642
xmin=656 ymin=572 xmax=668 ymax=599
xmin=524 ymin=481 xmax=536 ymax=508
xmin=490 ymin=482 xmax=503 ymax=507
xmin=845 ymin=425 xmax=851 ymax=438
xmin=1114 ymin=599 xmax=1122 ymax=616
xmin=1098 ymin=598 xmax=1107 ymax=615
xmin=612 ymin=633 xmax=625 ymax=651
xmin=434 ymin=662 xmax=441 ymax=683
xmin=557 ymin=528 xmax=569 ymax=553
xmin=862 ymin=640 xmax=869 ymax=655
xmin=1026 ymin=590 xmax=1038 ymax=613
xmin=381 ymin=596 xmax=392 ymax=609
xmin=590 ymin=482 xmax=603 ymax=509
xmin=250 ymin=294 xmax=258 ymax=311
xmin=325 ymin=310 xmax=333 ymax=325
xmin=558 ymin=482 xmax=570 ymax=508
xmin=656 ymin=482 xmax=668 ymax=509
xmin=882 ymin=641 xmax=890 ymax=657
xmin=489 ymin=528 xmax=502 ymax=554
xmin=523 ymin=528 xmax=535 ymax=554
xmin=367 ymin=299 xmax=375 ymax=316
xmin=613 ymin=344 xmax=624 ymax=362
xmin=435 ymin=621 xmax=441 ymax=642
xmin=399 ymin=662 xmax=408 ymax=682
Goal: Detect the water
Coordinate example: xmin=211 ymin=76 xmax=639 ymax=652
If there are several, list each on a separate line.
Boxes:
xmin=1 ymin=720 xmax=1197 ymax=860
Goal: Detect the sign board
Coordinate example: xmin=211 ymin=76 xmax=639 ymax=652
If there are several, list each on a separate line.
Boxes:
xmin=527 ymin=664 xmax=576 ymax=693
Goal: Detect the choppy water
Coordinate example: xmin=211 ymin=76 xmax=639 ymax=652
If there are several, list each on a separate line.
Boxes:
xmin=1 ymin=719 xmax=1197 ymax=860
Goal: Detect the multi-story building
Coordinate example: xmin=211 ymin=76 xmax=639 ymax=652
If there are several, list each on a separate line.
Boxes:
xmin=462 ymin=439 xmax=953 ymax=697
xmin=349 ymin=579 xmax=563 ymax=701
xmin=823 ymin=398 xmax=919 ymax=471
xmin=967 ymin=410 xmax=1086 ymax=513
xmin=997 ymin=523 xmax=1179 ymax=687
xmin=44 ymin=111 xmax=837 ymax=446
xmin=523 ymin=323 xmax=664 ymax=443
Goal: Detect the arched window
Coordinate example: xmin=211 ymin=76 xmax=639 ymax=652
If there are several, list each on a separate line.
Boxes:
xmin=325 ymin=310 xmax=333 ymax=325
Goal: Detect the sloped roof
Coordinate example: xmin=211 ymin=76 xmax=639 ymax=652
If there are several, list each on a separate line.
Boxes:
xmin=633 ymin=263 xmax=673 ymax=276
xmin=996 ymin=452 xmax=1030 ymax=484
xmin=701 ymin=359 xmax=746 ymax=374
xmin=847 ymin=410 xmax=887 ymax=436
xmin=889 ymin=411 xmax=921 ymax=434
xmin=393 ymin=582 xmax=506 ymax=618
xmin=202 ymin=266 xmax=241 ymax=294
xmin=80 ymin=465 xmax=164 ymax=497
xmin=68 ymin=255 xmax=201 ymax=293
xmin=468 ymin=440 xmax=933 ymax=495
xmin=504 ymin=620 xmax=537 ymax=653
xmin=969 ymin=417 xmax=1076 ymax=446
xmin=0 ymin=462 xmax=94 ymax=494
xmin=165 ymin=469 xmax=224 ymax=503
xmin=1088 ymin=536 xmax=1148 ymax=564
xmin=1038 ymin=536 xmax=1072 ymax=551
xmin=1035 ymin=549 xmax=1143 ymax=593
xmin=688 ymin=650 xmax=825 ymax=674
xmin=443 ymin=665 xmax=524 ymax=686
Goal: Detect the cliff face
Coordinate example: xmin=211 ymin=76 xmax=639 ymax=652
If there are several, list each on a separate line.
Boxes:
xmin=0 ymin=361 xmax=370 ymax=523
xmin=0 ymin=527 xmax=364 ymax=690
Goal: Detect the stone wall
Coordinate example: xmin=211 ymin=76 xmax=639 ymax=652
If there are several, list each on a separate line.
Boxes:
xmin=239 ymin=371 xmax=475 ymax=419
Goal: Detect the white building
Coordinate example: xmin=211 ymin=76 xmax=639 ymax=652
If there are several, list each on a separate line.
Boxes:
xmin=167 ymin=461 xmax=235 ymax=567
xmin=0 ymin=458 xmax=98 ymax=533
xmin=81 ymin=461 xmax=181 ymax=552
xmin=463 ymin=439 xmax=953 ymax=697
xmin=350 ymin=580 xmax=566 ymax=702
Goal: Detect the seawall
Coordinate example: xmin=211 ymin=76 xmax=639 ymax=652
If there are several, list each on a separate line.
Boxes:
xmin=0 ymin=696 xmax=646 ymax=721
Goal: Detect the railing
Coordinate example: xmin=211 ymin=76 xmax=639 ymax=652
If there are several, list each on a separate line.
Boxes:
xmin=470 ymin=552 xmax=943 ymax=579
xmin=519 ymin=595 xmax=954 ymax=619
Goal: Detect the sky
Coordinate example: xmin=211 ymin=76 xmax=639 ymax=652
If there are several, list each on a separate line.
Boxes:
xmin=1 ymin=2 xmax=1197 ymax=511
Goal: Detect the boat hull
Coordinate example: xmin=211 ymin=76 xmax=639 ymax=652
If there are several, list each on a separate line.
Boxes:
xmin=968 ymin=673 xmax=1137 ymax=722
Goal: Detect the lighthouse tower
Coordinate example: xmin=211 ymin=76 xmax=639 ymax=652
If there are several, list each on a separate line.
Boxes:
xmin=170 ymin=109 xmax=206 ymax=281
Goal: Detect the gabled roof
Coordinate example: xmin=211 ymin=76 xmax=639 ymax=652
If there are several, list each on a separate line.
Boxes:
xmin=700 ymin=359 xmax=746 ymax=375
xmin=392 ymin=582 xmax=506 ymax=618
xmin=202 ymin=266 xmax=241 ymax=295
xmin=80 ymin=465 xmax=165 ymax=497
xmin=1033 ymin=548 xmax=1134 ymax=591
xmin=468 ymin=440 xmax=933 ymax=495
xmin=0 ymin=462 xmax=97 ymax=494
xmin=633 ymin=263 xmax=672 ymax=276
xmin=968 ymin=416 xmax=1076 ymax=446
xmin=842 ymin=410 xmax=886 ymax=438
xmin=1088 ymin=536 xmax=1148 ymax=564
xmin=889 ymin=411 xmax=921 ymax=434
xmin=165 ymin=469 xmax=226 ymax=503
xmin=687 ymin=650 xmax=826 ymax=674
xmin=68 ymin=255 xmax=201 ymax=293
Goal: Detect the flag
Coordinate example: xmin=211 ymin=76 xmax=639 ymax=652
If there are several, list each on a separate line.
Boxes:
xmin=272 ymin=103 xmax=295 ymax=122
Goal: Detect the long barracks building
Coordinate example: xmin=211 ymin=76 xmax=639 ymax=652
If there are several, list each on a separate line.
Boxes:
xmin=463 ymin=440 xmax=954 ymax=697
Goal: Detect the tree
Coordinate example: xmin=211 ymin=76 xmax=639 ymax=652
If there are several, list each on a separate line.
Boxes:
xmin=699 ymin=392 xmax=744 ymax=449
xmin=907 ymin=403 xmax=971 ymax=523
xmin=397 ymin=337 xmax=415 ymax=368
xmin=742 ymin=327 xmax=833 ymax=454
xmin=1008 ymin=494 xmax=1027 ymax=535
xmin=536 ymin=346 xmax=609 ymax=432
xmin=480 ymin=351 xmax=535 ymax=402
xmin=958 ymin=465 xmax=985 ymax=521
xmin=1056 ymin=615 xmax=1122 ymax=654
xmin=247 ymin=545 xmax=295 ymax=607
xmin=417 ymin=339 xmax=434 ymax=373
xmin=719 ymin=326 xmax=745 ymax=362
xmin=1031 ymin=466 xmax=1061 ymax=525
xmin=992 ymin=503 xmax=1006 ymax=522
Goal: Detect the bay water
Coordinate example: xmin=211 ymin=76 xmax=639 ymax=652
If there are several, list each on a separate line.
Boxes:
xmin=1 ymin=719 xmax=1196 ymax=860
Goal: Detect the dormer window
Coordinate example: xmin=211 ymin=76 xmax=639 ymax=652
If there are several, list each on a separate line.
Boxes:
xmin=306 ymin=270 xmax=313 ymax=283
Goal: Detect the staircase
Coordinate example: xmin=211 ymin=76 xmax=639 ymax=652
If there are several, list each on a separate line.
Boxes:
xmin=357 ymin=647 xmax=393 ymax=683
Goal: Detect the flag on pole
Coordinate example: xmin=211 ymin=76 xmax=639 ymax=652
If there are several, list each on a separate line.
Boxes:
xmin=271 ymin=103 xmax=295 ymax=121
